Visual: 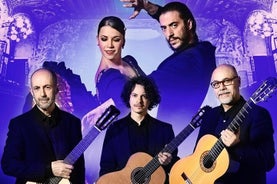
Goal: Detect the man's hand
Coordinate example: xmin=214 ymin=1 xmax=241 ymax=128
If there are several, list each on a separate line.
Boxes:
xmin=120 ymin=0 xmax=146 ymax=19
xmin=158 ymin=152 xmax=172 ymax=165
xmin=51 ymin=160 xmax=73 ymax=179
xmin=220 ymin=129 xmax=240 ymax=147
xmin=121 ymin=0 xmax=161 ymax=19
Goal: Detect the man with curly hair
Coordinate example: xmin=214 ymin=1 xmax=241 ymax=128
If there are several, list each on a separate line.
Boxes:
xmin=98 ymin=76 xmax=179 ymax=183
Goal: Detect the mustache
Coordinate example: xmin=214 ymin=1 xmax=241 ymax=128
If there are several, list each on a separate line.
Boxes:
xmin=134 ymin=103 xmax=144 ymax=107
xmin=38 ymin=97 xmax=50 ymax=101
xmin=218 ymin=90 xmax=230 ymax=95
xmin=168 ymin=35 xmax=179 ymax=41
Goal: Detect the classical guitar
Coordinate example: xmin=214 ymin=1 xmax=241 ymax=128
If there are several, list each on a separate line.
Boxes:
xmin=27 ymin=105 xmax=120 ymax=184
xmin=169 ymin=77 xmax=277 ymax=184
xmin=96 ymin=106 xmax=211 ymax=184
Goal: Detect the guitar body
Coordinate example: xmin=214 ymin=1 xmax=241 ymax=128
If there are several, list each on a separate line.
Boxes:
xmin=96 ymin=152 xmax=166 ymax=184
xmin=169 ymin=134 xmax=229 ymax=184
xmin=26 ymin=178 xmax=70 ymax=184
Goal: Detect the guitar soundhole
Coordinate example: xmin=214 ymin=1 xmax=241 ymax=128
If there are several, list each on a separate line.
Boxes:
xmin=200 ymin=151 xmax=216 ymax=172
xmin=131 ymin=167 xmax=150 ymax=184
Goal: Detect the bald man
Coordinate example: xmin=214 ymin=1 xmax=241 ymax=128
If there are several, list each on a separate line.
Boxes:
xmin=1 ymin=68 xmax=85 ymax=184
xmin=195 ymin=64 xmax=275 ymax=184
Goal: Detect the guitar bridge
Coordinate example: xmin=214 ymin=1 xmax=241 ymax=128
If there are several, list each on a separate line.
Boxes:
xmin=181 ymin=172 xmax=192 ymax=184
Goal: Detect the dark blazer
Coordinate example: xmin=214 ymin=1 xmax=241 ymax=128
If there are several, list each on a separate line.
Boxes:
xmin=99 ymin=114 xmax=179 ymax=177
xmin=1 ymin=105 xmax=85 ymax=184
xmin=196 ymin=97 xmax=275 ymax=184
xmin=149 ymin=41 xmax=216 ymax=130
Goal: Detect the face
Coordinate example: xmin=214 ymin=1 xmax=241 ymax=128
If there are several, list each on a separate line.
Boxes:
xmin=129 ymin=84 xmax=150 ymax=115
xmin=30 ymin=69 xmax=57 ymax=113
xmin=159 ymin=11 xmax=192 ymax=51
xmin=97 ymin=25 xmax=124 ymax=61
xmin=211 ymin=65 xmax=241 ymax=111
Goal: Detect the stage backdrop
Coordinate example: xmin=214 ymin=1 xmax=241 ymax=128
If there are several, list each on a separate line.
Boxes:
xmin=0 ymin=0 xmax=277 ymax=183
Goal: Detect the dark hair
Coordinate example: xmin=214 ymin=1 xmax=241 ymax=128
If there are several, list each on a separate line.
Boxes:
xmin=160 ymin=2 xmax=198 ymax=41
xmin=97 ymin=16 xmax=126 ymax=37
xmin=121 ymin=76 xmax=161 ymax=111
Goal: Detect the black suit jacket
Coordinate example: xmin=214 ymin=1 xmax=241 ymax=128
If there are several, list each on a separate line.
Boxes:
xmin=99 ymin=114 xmax=179 ymax=178
xmin=1 ymin=105 xmax=85 ymax=184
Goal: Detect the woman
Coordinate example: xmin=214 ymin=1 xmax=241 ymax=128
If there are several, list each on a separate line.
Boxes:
xmin=95 ymin=16 xmax=145 ymax=117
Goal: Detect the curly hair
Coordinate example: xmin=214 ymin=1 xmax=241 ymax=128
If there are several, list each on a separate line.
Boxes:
xmin=121 ymin=76 xmax=161 ymax=111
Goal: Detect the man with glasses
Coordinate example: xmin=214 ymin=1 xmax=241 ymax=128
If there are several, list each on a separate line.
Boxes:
xmin=195 ymin=64 xmax=275 ymax=183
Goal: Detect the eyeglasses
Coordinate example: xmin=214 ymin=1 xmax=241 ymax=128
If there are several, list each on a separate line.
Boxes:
xmin=210 ymin=76 xmax=238 ymax=89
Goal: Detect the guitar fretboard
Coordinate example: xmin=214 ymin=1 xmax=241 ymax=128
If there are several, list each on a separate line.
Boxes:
xmin=138 ymin=106 xmax=209 ymax=179
xmin=64 ymin=126 xmax=101 ymax=164
xmin=208 ymin=100 xmax=253 ymax=163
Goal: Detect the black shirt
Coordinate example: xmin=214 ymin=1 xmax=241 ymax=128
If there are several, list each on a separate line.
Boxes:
xmin=128 ymin=114 xmax=150 ymax=154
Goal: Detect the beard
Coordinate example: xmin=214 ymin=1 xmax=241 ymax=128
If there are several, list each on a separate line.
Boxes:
xmin=35 ymin=97 xmax=55 ymax=111
xmin=167 ymin=35 xmax=192 ymax=52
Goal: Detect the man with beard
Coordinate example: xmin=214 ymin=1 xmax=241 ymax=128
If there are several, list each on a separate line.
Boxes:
xmin=1 ymin=68 xmax=85 ymax=183
xmin=121 ymin=1 xmax=216 ymax=136
xmin=195 ymin=64 xmax=275 ymax=183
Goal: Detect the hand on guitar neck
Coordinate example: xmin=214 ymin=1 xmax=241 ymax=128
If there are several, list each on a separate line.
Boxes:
xmin=51 ymin=160 xmax=73 ymax=180
xmin=220 ymin=129 xmax=240 ymax=147
xmin=25 ymin=160 xmax=73 ymax=184
xmin=96 ymin=106 xmax=211 ymax=184
xmin=169 ymin=77 xmax=277 ymax=184
xmin=158 ymin=152 xmax=173 ymax=166
xmin=26 ymin=104 xmax=120 ymax=184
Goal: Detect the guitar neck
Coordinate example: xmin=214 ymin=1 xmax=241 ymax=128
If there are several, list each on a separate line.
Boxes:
xmin=164 ymin=124 xmax=196 ymax=153
xmin=64 ymin=126 xmax=101 ymax=165
xmin=142 ymin=123 xmax=197 ymax=178
xmin=47 ymin=127 xmax=101 ymax=183
xmin=209 ymin=100 xmax=254 ymax=162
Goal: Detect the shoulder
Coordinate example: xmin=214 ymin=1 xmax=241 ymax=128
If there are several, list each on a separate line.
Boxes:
xmin=105 ymin=116 xmax=129 ymax=135
xmin=97 ymin=68 xmax=122 ymax=81
xmin=123 ymin=55 xmax=138 ymax=65
xmin=148 ymin=115 xmax=173 ymax=129
xmin=10 ymin=108 xmax=35 ymax=123
xmin=250 ymin=104 xmax=271 ymax=118
xmin=97 ymin=68 xmax=125 ymax=84
xmin=60 ymin=109 xmax=80 ymax=121
xmin=57 ymin=108 xmax=81 ymax=126
xmin=178 ymin=41 xmax=216 ymax=57
xmin=7 ymin=109 xmax=37 ymax=131
xmin=202 ymin=106 xmax=221 ymax=121
xmin=123 ymin=55 xmax=145 ymax=76
xmin=96 ymin=68 xmax=126 ymax=91
xmin=109 ymin=116 xmax=129 ymax=128
xmin=196 ymin=41 xmax=216 ymax=50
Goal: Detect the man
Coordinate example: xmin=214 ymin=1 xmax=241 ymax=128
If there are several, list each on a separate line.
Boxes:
xmin=99 ymin=76 xmax=179 ymax=183
xmin=121 ymin=0 xmax=216 ymax=132
xmin=1 ymin=68 xmax=85 ymax=183
xmin=196 ymin=64 xmax=275 ymax=183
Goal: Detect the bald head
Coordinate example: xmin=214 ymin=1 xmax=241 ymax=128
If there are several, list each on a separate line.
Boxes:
xmin=30 ymin=68 xmax=58 ymax=115
xmin=211 ymin=64 xmax=238 ymax=83
xmin=31 ymin=68 xmax=57 ymax=88
xmin=211 ymin=64 xmax=241 ymax=111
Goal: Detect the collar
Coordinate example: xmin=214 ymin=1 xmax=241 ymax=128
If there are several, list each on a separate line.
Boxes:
xmin=174 ymin=41 xmax=198 ymax=53
xmin=33 ymin=105 xmax=60 ymax=127
xmin=127 ymin=113 xmax=151 ymax=127
xmin=219 ymin=96 xmax=246 ymax=118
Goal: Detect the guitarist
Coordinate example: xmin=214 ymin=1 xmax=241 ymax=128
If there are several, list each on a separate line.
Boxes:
xmin=1 ymin=68 xmax=85 ymax=183
xmin=196 ymin=64 xmax=275 ymax=184
xmin=99 ymin=76 xmax=179 ymax=183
